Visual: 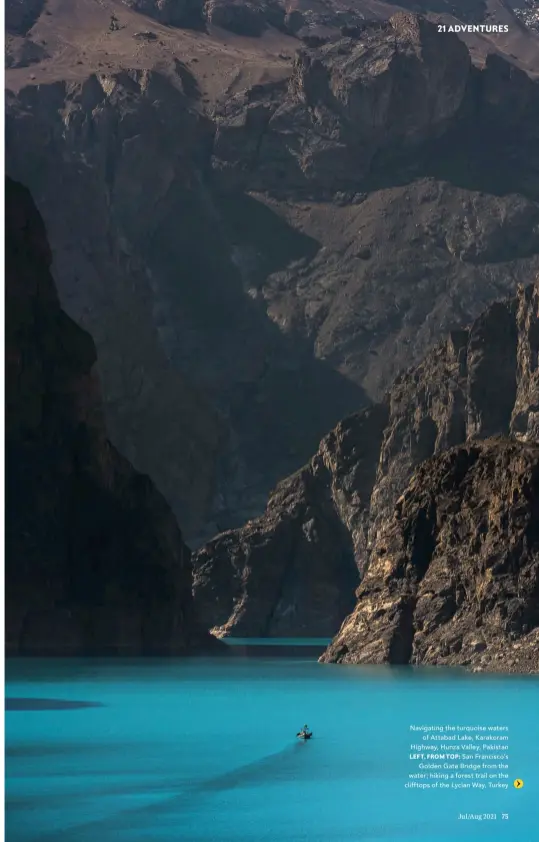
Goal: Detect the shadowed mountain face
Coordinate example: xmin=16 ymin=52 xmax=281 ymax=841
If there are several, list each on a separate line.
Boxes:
xmin=6 ymin=0 xmax=46 ymax=35
xmin=5 ymin=176 xmax=219 ymax=656
xmin=193 ymin=281 xmax=539 ymax=672
xmin=5 ymin=7 xmax=539 ymax=546
xmin=117 ymin=0 xmax=528 ymax=44
xmin=5 ymin=65 xmax=365 ymax=545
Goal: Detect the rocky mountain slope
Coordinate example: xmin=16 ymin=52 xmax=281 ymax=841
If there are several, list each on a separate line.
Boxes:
xmin=5 ymin=3 xmax=539 ymax=544
xmin=193 ymin=280 xmax=539 ymax=671
xmin=5 ymin=176 xmax=219 ymax=655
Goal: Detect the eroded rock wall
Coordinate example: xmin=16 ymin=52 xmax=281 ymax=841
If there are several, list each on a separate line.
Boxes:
xmin=321 ymin=440 xmax=539 ymax=673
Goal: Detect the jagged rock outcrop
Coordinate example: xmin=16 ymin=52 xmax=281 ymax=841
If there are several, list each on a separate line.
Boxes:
xmin=211 ymin=14 xmax=539 ymax=198
xmin=212 ymin=14 xmax=473 ymax=193
xmin=193 ymin=279 xmax=539 ymax=662
xmin=367 ymin=297 xmax=520 ymax=549
xmin=5 ymin=176 xmax=219 ymax=655
xmin=321 ymin=440 xmax=539 ymax=673
xmin=511 ymin=283 xmax=539 ymax=442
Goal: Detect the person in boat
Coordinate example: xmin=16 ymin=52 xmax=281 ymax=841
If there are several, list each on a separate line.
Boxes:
xmin=299 ymin=724 xmax=311 ymax=736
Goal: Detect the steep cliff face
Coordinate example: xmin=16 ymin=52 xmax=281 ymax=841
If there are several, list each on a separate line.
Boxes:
xmin=5 ymin=176 xmax=218 ymax=655
xmin=192 ymin=404 xmax=387 ymax=636
xmin=367 ymin=297 xmax=520 ymax=551
xmin=6 ymin=11 xmax=539 ymax=543
xmin=193 ymin=280 xmax=539 ymax=658
xmin=511 ymin=283 xmax=539 ymax=442
xmin=321 ymin=440 xmax=539 ymax=673
xmin=193 ymin=411 xmax=387 ymax=635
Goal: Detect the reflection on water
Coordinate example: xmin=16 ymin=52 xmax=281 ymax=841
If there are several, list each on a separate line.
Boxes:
xmin=222 ymin=638 xmax=332 ymax=658
xmin=6 ymin=699 xmax=104 ymax=711
xmin=5 ymin=643 xmax=539 ymax=842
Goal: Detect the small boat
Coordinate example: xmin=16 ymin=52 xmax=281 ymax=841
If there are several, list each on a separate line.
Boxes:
xmin=296 ymin=730 xmax=312 ymax=740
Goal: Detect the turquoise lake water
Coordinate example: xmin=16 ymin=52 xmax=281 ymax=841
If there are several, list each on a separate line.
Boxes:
xmin=5 ymin=643 xmax=539 ymax=842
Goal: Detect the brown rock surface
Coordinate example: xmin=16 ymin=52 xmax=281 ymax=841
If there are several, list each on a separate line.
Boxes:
xmin=212 ymin=14 xmax=473 ymax=192
xmin=511 ymin=282 xmax=539 ymax=442
xmin=321 ymin=440 xmax=539 ymax=673
xmin=5 ymin=176 xmax=218 ymax=655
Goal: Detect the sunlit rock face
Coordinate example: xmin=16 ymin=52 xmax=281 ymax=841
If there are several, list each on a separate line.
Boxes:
xmin=322 ymin=438 xmax=539 ymax=674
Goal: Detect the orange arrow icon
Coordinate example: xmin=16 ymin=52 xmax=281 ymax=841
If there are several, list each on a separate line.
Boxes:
xmin=514 ymin=779 xmax=524 ymax=789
